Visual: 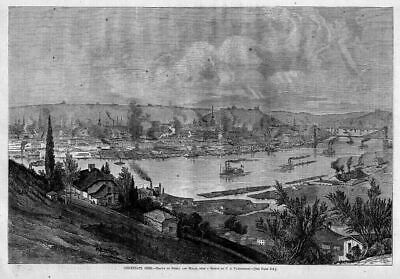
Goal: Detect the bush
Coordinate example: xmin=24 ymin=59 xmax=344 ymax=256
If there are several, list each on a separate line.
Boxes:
xmin=224 ymin=216 xmax=247 ymax=235
xmin=136 ymin=197 xmax=160 ymax=212
xmin=366 ymin=242 xmax=386 ymax=257
xmin=382 ymin=238 xmax=392 ymax=253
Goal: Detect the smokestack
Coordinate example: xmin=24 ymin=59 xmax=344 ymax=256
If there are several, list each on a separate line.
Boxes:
xmin=313 ymin=125 xmax=318 ymax=148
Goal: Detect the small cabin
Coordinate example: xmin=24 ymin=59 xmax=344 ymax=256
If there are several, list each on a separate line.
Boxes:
xmin=143 ymin=209 xmax=177 ymax=236
xmin=46 ymin=191 xmax=58 ymax=201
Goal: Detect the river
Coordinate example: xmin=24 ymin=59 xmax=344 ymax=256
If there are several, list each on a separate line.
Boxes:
xmin=22 ymin=138 xmax=386 ymax=201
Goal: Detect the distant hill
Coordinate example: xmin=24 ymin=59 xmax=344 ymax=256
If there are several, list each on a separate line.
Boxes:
xmin=270 ymin=110 xmax=392 ymax=129
xmin=9 ymin=103 xmax=280 ymax=131
xmin=201 ymin=107 xmax=281 ymax=130
xmin=9 ymin=103 xmax=391 ymax=133
xmin=338 ymin=110 xmax=393 ymax=129
xmin=9 ymin=103 xmax=209 ymax=127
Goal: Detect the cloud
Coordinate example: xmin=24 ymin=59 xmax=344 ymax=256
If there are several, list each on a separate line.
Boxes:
xmin=9 ymin=7 xmax=393 ymax=113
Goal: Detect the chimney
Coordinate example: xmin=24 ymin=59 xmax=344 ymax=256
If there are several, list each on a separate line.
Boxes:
xmin=88 ymin=164 xmax=95 ymax=172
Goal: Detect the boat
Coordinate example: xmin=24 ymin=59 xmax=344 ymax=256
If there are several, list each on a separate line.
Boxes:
xmin=219 ymin=160 xmax=250 ymax=177
xmin=29 ymin=160 xmax=45 ymax=167
xmin=279 ymin=155 xmax=316 ymax=171
xmin=71 ymin=151 xmax=91 ymax=159
xmin=336 ymin=167 xmax=367 ymax=182
xmin=322 ymin=137 xmax=336 ymax=156
xmin=114 ymin=158 xmax=125 ymax=165
xmin=345 ymin=132 xmax=354 ymax=145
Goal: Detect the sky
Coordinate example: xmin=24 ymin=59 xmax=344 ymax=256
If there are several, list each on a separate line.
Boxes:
xmin=9 ymin=7 xmax=393 ymax=114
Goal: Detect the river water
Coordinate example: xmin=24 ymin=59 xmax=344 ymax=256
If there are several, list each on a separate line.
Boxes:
xmin=23 ymin=138 xmax=386 ymax=200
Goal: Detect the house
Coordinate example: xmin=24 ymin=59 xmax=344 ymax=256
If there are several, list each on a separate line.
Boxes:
xmin=338 ymin=235 xmax=364 ymax=262
xmin=257 ymin=239 xmax=266 ymax=246
xmin=46 ymin=191 xmax=58 ymax=200
xmin=143 ymin=209 xmax=177 ymax=236
xmin=314 ymin=226 xmax=346 ymax=262
xmin=74 ymin=164 xmax=120 ymax=206
xmin=137 ymin=187 xmax=154 ymax=200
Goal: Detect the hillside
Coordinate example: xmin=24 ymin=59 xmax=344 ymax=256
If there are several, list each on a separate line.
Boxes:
xmin=201 ymin=107 xmax=281 ymax=130
xmin=8 ymin=160 xmax=248 ymax=263
xmin=9 ymin=103 xmax=209 ymax=127
xmin=270 ymin=110 xmax=392 ymax=129
xmin=339 ymin=110 xmax=393 ymax=129
xmin=9 ymin=103 xmax=272 ymax=130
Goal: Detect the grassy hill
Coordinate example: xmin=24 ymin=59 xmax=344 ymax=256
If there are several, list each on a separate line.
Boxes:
xmin=8 ymin=160 xmax=249 ymax=263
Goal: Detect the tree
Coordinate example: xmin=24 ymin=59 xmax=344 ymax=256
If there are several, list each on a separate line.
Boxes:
xmin=117 ymin=167 xmax=133 ymax=207
xmin=127 ymin=101 xmax=143 ymax=140
xmin=346 ymin=156 xmax=353 ymax=173
xmin=63 ymin=152 xmax=80 ymax=204
xmin=45 ymin=115 xmax=55 ymax=178
xmin=50 ymin=162 xmax=65 ymax=192
xmin=225 ymin=216 xmax=247 ymax=234
xmin=256 ymin=181 xmax=330 ymax=264
xmin=327 ymin=178 xmax=392 ymax=253
xmin=128 ymin=178 xmax=138 ymax=208
xmin=9 ymin=123 xmax=24 ymax=138
xmin=101 ymin=162 xmax=111 ymax=175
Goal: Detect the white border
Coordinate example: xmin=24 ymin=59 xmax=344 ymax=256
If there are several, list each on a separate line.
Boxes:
xmin=0 ymin=1 xmax=398 ymax=278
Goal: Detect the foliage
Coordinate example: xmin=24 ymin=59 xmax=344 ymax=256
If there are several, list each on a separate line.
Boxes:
xmin=9 ymin=123 xmax=24 ymax=138
xmin=45 ymin=115 xmax=55 ymax=178
xmin=177 ymin=212 xmax=207 ymax=237
xmin=346 ymin=157 xmax=353 ymax=172
xmin=346 ymin=245 xmax=362 ymax=261
xmin=326 ymin=178 xmax=392 ymax=252
xmin=62 ymin=152 xmax=80 ymax=203
xmin=256 ymin=181 xmax=330 ymax=264
xmin=127 ymin=101 xmax=144 ymax=140
xmin=117 ymin=167 xmax=133 ymax=207
xmin=136 ymin=197 xmax=160 ymax=212
xmin=101 ymin=162 xmax=111 ymax=175
xmin=128 ymin=180 xmax=139 ymax=208
xmin=50 ymin=162 xmax=65 ymax=192
xmin=224 ymin=216 xmax=248 ymax=235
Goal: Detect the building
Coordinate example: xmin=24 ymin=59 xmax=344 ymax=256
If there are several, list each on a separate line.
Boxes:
xmin=46 ymin=191 xmax=58 ymax=201
xmin=257 ymin=239 xmax=266 ymax=246
xmin=314 ymin=227 xmax=345 ymax=261
xmin=137 ymin=187 xmax=154 ymax=200
xmin=74 ymin=164 xmax=120 ymax=206
xmin=338 ymin=235 xmax=364 ymax=262
xmin=143 ymin=209 xmax=177 ymax=236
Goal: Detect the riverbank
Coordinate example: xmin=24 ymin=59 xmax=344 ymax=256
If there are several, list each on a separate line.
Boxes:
xmin=162 ymin=193 xmax=270 ymax=216
xmin=198 ymin=185 xmax=272 ymax=198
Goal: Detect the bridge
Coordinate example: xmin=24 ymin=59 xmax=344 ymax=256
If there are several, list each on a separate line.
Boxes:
xmin=325 ymin=127 xmax=389 ymax=139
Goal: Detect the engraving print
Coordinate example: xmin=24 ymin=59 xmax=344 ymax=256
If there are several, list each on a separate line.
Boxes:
xmin=8 ymin=7 xmax=393 ymax=265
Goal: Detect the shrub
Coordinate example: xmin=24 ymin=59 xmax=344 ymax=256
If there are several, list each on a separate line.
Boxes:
xmin=224 ymin=216 xmax=247 ymax=235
